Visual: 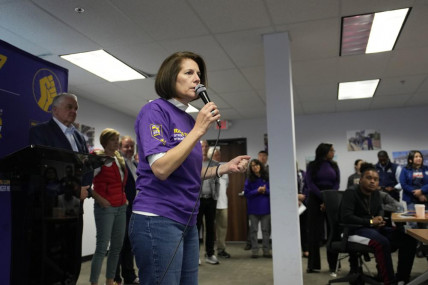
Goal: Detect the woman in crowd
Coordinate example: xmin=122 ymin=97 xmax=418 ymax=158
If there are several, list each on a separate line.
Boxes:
xmin=129 ymin=51 xmax=249 ymax=285
xmin=400 ymin=150 xmax=428 ymax=208
xmin=244 ymin=159 xmax=271 ymax=258
xmin=347 ymin=159 xmax=363 ymax=189
xmin=305 ymin=143 xmax=340 ymax=275
xmin=90 ymin=128 xmax=128 ymax=285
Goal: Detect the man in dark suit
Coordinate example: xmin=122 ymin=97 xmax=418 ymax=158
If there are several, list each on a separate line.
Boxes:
xmin=29 ymin=92 xmax=91 ymax=282
xmin=115 ymin=136 xmax=139 ymax=284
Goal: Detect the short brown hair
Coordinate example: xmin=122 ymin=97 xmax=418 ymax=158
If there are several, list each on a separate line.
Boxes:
xmin=99 ymin=128 xmax=120 ymax=148
xmin=155 ymin=51 xmax=207 ymax=99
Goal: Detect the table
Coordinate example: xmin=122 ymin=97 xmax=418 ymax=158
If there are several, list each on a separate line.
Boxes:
xmin=391 ymin=212 xmax=428 ymax=223
xmin=406 ymin=229 xmax=428 ymax=285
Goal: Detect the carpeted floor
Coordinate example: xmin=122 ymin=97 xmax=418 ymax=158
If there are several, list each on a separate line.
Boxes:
xmin=77 ymin=242 xmax=428 ymax=284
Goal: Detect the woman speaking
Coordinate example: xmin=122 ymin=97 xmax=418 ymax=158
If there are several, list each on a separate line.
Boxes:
xmin=129 ymin=51 xmax=250 ymax=285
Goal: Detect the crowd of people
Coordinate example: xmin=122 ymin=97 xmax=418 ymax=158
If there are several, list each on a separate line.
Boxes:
xmin=299 ymin=142 xmax=428 ymax=285
xmin=28 ymin=50 xmax=428 ymax=285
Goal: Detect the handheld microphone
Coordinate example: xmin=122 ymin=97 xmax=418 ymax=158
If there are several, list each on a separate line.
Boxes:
xmin=195 ymin=84 xmax=221 ymax=127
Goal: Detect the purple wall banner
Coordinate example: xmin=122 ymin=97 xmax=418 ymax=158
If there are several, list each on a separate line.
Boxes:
xmin=0 ymin=40 xmax=68 ymax=284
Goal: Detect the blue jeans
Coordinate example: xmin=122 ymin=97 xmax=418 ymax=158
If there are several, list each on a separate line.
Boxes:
xmin=90 ymin=203 xmax=127 ymax=283
xmin=128 ymin=214 xmax=199 ymax=285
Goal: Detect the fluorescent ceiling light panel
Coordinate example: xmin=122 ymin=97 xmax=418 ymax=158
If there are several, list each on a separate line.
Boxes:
xmin=366 ymin=8 xmax=409 ymax=53
xmin=61 ymin=50 xmax=145 ymax=82
xmin=338 ymin=79 xmax=379 ymax=100
xmin=340 ymin=8 xmax=410 ymax=56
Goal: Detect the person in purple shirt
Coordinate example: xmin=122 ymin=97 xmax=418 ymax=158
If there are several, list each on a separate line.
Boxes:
xmin=129 ymin=51 xmax=250 ymax=285
xmin=244 ymin=159 xmax=271 ymax=259
xmin=305 ymin=143 xmax=340 ymax=276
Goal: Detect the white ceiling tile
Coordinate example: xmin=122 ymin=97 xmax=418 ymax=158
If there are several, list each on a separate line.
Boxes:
xmin=376 ymin=75 xmax=425 ymax=96
xmin=158 ymin=36 xmax=235 ymax=72
xmin=286 ymin=18 xmax=340 ymax=61
xmin=370 ymin=94 xmax=411 ymax=109
xmin=386 ymin=47 xmax=428 ymax=77
xmin=111 ymin=0 xmax=208 ymax=41
xmin=216 ymin=28 xmax=272 ymax=68
xmin=295 ymin=83 xmax=338 ymax=101
xmin=187 ymin=0 xmax=272 ymax=33
xmin=337 ymin=53 xmax=391 ymax=82
xmin=266 ymin=0 xmax=339 ymax=25
xmin=292 ymin=58 xmax=339 ymax=85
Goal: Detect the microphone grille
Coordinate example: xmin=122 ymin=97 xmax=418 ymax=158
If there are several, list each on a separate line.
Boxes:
xmin=195 ymin=84 xmax=206 ymax=95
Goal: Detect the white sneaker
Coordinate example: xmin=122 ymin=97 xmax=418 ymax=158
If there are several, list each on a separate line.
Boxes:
xmin=205 ymin=254 xmax=220 ymax=264
xmin=329 ymin=272 xmax=337 ymax=277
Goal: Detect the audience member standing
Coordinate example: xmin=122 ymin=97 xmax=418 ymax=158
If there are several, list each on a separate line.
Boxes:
xmin=211 ymin=148 xmax=231 ymax=258
xmin=198 ymin=140 xmax=220 ymax=264
xmin=29 ymin=92 xmax=91 ymax=283
xmin=347 ymin=159 xmax=363 ymax=189
xmin=305 ymin=143 xmax=339 ymax=275
xmin=245 ymin=159 xmax=271 ymax=258
xmin=244 ymin=150 xmax=269 ymax=251
xmin=90 ymin=129 xmax=127 ymax=285
xmin=376 ymin=151 xmax=401 ymax=201
xmin=114 ymin=136 xmax=139 ymax=285
xmin=258 ymin=150 xmax=269 ymax=172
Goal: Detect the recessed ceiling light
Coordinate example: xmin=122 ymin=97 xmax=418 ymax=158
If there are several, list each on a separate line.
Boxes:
xmin=74 ymin=7 xmax=85 ymax=13
xmin=366 ymin=8 xmax=410 ymax=53
xmin=338 ymin=79 xmax=380 ymax=100
xmin=341 ymin=8 xmax=410 ymax=56
xmin=60 ymin=50 xmax=146 ymax=82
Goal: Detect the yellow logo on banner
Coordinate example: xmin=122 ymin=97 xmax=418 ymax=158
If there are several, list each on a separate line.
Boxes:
xmin=32 ymin=69 xmax=63 ymax=113
xmin=0 ymin=54 xmax=7 ymax=69
xmin=38 ymin=75 xmax=57 ymax=111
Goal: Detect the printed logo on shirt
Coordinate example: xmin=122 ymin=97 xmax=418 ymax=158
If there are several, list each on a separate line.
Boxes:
xmin=173 ymin=128 xmax=188 ymax=141
xmin=150 ymin=124 xmax=166 ymax=145
xmin=413 ymin=171 xmax=423 ymax=179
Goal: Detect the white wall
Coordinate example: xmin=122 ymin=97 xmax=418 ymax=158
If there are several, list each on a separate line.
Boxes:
xmin=76 ymin=96 xmax=137 ymax=257
xmin=204 ymin=106 xmax=428 ymax=191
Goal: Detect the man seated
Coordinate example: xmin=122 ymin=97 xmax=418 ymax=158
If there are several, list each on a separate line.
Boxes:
xmin=341 ymin=163 xmax=416 ymax=285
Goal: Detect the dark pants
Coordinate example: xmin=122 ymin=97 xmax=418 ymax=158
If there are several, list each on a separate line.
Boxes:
xmin=197 ymin=197 xmax=217 ymax=256
xmin=73 ymin=214 xmax=83 ymax=282
xmin=307 ymin=192 xmax=338 ymax=271
xmin=299 ymin=209 xmax=308 ymax=252
xmin=350 ymin=227 xmax=416 ymax=284
xmin=115 ymin=210 xmax=137 ymax=283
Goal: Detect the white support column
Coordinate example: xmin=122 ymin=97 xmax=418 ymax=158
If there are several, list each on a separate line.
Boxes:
xmin=263 ymin=32 xmax=302 ymax=284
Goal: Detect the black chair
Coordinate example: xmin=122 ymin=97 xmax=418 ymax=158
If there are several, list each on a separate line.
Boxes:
xmin=322 ymin=190 xmax=381 ymax=285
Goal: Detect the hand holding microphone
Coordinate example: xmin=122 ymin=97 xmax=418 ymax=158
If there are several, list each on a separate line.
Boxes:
xmin=196 ymin=84 xmax=221 ymax=127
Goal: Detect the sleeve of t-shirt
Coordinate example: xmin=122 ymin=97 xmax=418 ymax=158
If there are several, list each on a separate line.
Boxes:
xmin=138 ymin=102 xmax=172 ymax=159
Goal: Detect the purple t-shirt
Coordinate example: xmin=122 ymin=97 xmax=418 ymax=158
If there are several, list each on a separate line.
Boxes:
xmin=133 ymin=98 xmax=202 ymax=225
